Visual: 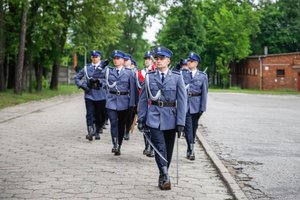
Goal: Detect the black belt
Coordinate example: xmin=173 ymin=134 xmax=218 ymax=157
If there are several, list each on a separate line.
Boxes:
xmin=151 ymin=101 xmax=176 ymax=107
xmin=109 ymin=90 xmax=129 ymax=95
xmin=188 ymin=92 xmax=201 ymax=97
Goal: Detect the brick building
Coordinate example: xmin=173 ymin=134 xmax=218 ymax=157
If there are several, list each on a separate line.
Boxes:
xmin=230 ymin=52 xmax=300 ymax=91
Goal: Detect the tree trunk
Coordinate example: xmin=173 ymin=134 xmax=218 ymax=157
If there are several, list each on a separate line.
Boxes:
xmin=50 ymin=61 xmax=59 ymax=90
xmin=0 ymin=0 xmax=6 ymax=91
xmin=14 ymin=3 xmax=27 ymax=95
xmin=50 ymin=28 xmax=67 ymax=90
xmin=34 ymin=56 xmax=43 ymax=92
xmin=28 ymin=47 xmax=33 ymax=93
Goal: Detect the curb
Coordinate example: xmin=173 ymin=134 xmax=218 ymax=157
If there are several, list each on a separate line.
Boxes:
xmin=196 ymin=131 xmax=249 ymax=200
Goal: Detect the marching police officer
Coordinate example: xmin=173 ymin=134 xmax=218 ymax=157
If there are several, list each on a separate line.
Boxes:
xmin=74 ymin=50 xmax=107 ymax=141
xmin=123 ymin=53 xmax=135 ymax=141
xmin=105 ymin=50 xmax=136 ymax=155
xmin=138 ymin=47 xmax=187 ymax=190
xmin=136 ymin=50 xmax=156 ymax=157
xmin=182 ymin=52 xmax=208 ymax=160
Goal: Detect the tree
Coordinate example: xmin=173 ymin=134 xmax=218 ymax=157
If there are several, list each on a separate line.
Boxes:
xmin=107 ymin=0 xmax=167 ymax=67
xmin=251 ymin=0 xmax=300 ymax=54
xmin=203 ymin=0 xmax=260 ymax=87
xmin=157 ymin=0 xmax=206 ymax=64
xmin=15 ymin=1 xmax=28 ymax=95
xmin=0 ymin=0 xmax=5 ymax=91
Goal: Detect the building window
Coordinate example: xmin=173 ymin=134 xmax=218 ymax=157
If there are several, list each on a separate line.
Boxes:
xmin=255 ymin=69 xmax=258 ymax=76
xmin=277 ymin=69 xmax=285 ymax=76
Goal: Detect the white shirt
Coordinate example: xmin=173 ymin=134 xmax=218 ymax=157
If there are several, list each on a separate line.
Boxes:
xmin=191 ymin=69 xmax=197 ymax=78
xmin=158 ymin=69 xmax=169 ymax=79
xmin=92 ymin=61 xmax=101 ymax=68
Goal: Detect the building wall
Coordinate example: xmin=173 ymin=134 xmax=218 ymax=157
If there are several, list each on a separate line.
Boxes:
xmin=231 ymin=59 xmax=260 ymax=89
xmin=231 ymin=52 xmax=300 ymax=91
xmin=261 ymin=54 xmax=299 ymax=90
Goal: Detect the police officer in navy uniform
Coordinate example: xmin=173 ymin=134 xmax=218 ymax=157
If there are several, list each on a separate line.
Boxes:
xmin=138 ymin=47 xmax=187 ymax=190
xmin=74 ymin=50 xmax=107 ymax=141
xmin=105 ymin=50 xmax=136 ymax=156
xmin=136 ymin=50 xmax=156 ymax=157
xmin=123 ymin=53 xmax=135 ymax=141
xmin=182 ymin=52 xmax=208 ymax=160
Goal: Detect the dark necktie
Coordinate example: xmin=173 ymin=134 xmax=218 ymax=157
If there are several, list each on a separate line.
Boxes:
xmin=190 ymin=71 xmax=193 ymax=79
xmin=161 ymin=73 xmax=165 ymax=83
xmin=117 ymin=70 xmax=119 ymax=76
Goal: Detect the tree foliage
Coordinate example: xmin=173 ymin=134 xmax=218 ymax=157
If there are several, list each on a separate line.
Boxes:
xmin=0 ymin=0 xmax=127 ymax=92
xmin=107 ymin=0 xmax=167 ymax=67
xmin=203 ymin=0 xmax=260 ymax=87
xmin=251 ymin=0 xmax=300 ymax=54
xmin=157 ymin=0 xmax=206 ymax=64
xmin=156 ymin=0 xmax=260 ymax=87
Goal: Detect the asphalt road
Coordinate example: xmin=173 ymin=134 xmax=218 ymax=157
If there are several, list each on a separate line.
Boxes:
xmin=200 ymin=93 xmax=300 ymax=200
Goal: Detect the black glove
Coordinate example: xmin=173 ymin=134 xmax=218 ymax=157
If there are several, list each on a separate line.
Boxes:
xmin=88 ymin=78 xmax=101 ymax=89
xmin=79 ymin=84 xmax=90 ymax=93
xmin=101 ymin=58 xmax=111 ymax=69
xmin=176 ymin=125 xmax=184 ymax=138
xmin=174 ymin=59 xmax=184 ymax=71
xmin=137 ymin=120 xmax=145 ymax=132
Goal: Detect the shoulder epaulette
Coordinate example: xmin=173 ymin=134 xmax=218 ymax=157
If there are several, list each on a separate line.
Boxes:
xmin=124 ymin=67 xmax=131 ymax=70
xmin=200 ymin=71 xmax=207 ymax=76
xmin=172 ymin=70 xmax=181 ymax=75
xmin=147 ymin=70 xmax=155 ymax=74
xmin=108 ymin=66 xmax=114 ymax=70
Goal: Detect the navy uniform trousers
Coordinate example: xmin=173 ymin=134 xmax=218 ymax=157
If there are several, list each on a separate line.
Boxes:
xmin=184 ymin=111 xmax=201 ymax=146
xmin=107 ymin=108 xmax=128 ymax=146
xmin=149 ymin=127 xmax=176 ymax=169
xmin=85 ymin=99 xmax=106 ymax=133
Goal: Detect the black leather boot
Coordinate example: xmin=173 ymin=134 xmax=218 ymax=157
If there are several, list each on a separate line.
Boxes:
xmin=112 ymin=137 xmax=118 ymax=153
xmin=95 ymin=132 xmax=100 ymax=140
xmin=159 ymin=166 xmax=171 ymax=190
xmin=189 ymin=143 xmax=195 ymax=160
xmin=143 ymin=142 xmax=149 ymax=155
xmin=158 ymin=171 xmax=163 ymax=187
xmin=86 ymin=126 xmax=94 ymax=141
xmin=114 ymin=145 xmax=121 ymax=156
xmin=124 ymin=132 xmax=130 ymax=140
xmin=186 ymin=143 xmax=191 ymax=159
xmin=147 ymin=147 xmax=155 ymax=157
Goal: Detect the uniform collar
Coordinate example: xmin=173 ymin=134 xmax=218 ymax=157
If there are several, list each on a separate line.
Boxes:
xmin=116 ymin=66 xmax=123 ymax=71
xmin=92 ymin=61 xmax=101 ymax=67
xmin=191 ymin=68 xmax=197 ymax=77
xmin=158 ymin=68 xmax=169 ymax=76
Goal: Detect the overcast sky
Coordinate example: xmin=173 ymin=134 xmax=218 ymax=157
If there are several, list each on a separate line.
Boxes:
xmin=142 ymin=16 xmax=162 ymax=44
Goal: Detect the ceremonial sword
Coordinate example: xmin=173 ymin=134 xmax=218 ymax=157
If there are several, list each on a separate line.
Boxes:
xmin=140 ymin=128 xmax=168 ymax=164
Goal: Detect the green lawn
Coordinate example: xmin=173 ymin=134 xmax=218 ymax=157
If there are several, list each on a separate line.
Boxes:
xmin=209 ymin=87 xmax=300 ymax=95
xmin=0 ymin=84 xmax=81 ymax=109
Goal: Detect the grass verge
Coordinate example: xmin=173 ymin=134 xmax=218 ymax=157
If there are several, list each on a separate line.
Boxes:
xmin=209 ymin=87 xmax=300 ymax=95
xmin=0 ymin=84 xmax=81 ymax=109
